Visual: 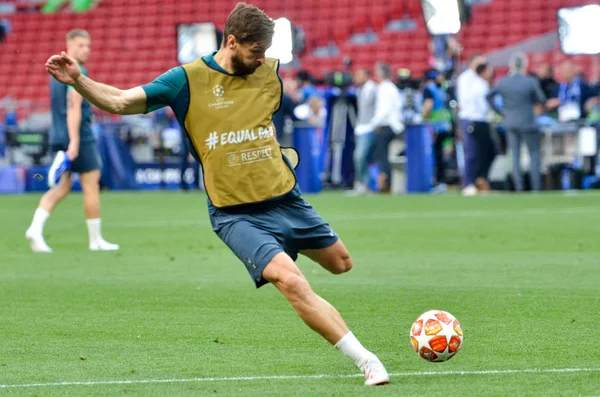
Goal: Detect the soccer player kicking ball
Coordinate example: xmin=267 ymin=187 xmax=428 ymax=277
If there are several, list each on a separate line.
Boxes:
xmin=26 ymin=29 xmax=119 ymax=253
xmin=44 ymin=3 xmax=389 ymax=385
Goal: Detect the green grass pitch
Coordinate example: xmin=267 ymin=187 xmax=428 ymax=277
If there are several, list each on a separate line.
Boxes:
xmin=0 ymin=191 xmax=599 ymax=396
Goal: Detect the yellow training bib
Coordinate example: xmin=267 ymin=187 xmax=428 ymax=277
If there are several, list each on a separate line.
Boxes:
xmin=182 ymin=58 xmax=297 ymax=208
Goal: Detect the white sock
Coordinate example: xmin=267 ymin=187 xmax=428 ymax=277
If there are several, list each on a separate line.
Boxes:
xmin=29 ymin=208 xmax=50 ymax=235
xmin=86 ymin=218 xmax=102 ymax=244
xmin=334 ymin=331 xmax=375 ymax=368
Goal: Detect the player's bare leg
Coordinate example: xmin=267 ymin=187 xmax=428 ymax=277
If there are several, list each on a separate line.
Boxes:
xmin=262 ymin=252 xmax=389 ymax=385
xmin=25 ymin=172 xmax=72 ymax=253
xmin=79 ymin=170 xmax=119 ymax=251
xmin=39 ymin=171 xmax=73 ymax=213
xmin=300 ymin=239 xmax=353 ymax=275
xmin=264 ymin=252 xmax=349 ymax=342
xmin=80 ymin=170 xmax=101 ymax=219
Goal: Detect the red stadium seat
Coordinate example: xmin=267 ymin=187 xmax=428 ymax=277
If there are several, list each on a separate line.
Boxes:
xmin=370 ymin=6 xmax=387 ymax=31
xmin=2 ymin=0 xmax=599 ymax=113
xmin=390 ymin=2 xmax=404 ymax=19
xmin=353 ymin=7 xmax=369 ymax=32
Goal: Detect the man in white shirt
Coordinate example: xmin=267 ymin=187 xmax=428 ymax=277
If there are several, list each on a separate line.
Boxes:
xmin=456 ymin=53 xmax=487 ymax=195
xmin=367 ymin=63 xmax=403 ymax=192
xmin=350 ymin=68 xmax=378 ymax=194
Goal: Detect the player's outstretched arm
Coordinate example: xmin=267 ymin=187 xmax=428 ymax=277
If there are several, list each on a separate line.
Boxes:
xmin=73 ymin=75 xmax=147 ymax=115
xmin=45 ymin=52 xmax=147 ymax=115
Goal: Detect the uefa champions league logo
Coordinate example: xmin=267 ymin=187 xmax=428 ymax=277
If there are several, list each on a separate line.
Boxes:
xmin=208 ymin=85 xmax=233 ymax=109
xmin=213 ymin=85 xmax=225 ymax=97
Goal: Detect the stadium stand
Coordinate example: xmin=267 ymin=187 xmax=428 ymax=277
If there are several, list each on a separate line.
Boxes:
xmin=0 ymin=0 xmax=598 ymax=114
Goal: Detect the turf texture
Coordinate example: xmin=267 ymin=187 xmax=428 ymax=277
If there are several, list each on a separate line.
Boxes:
xmin=0 ymin=191 xmax=599 ymax=396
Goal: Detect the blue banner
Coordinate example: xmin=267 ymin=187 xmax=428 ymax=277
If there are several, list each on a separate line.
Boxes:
xmin=24 ymin=165 xmax=82 ymax=192
xmin=0 ymin=166 xmax=26 ymax=194
xmin=96 ymin=124 xmax=138 ymax=190
xmin=406 ymin=124 xmax=433 ymax=193
xmin=6 ymin=162 xmax=197 ymax=193
xmin=134 ymin=162 xmax=197 ymax=190
xmin=293 ymin=125 xmax=322 ymax=193
xmin=0 ymin=124 xmax=5 ymax=159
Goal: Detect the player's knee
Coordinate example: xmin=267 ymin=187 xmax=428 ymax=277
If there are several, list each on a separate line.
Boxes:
xmin=331 ymin=254 xmax=353 ymax=274
xmin=80 ymin=172 xmax=100 ymax=191
xmin=277 ymin=272 xmax=312 ymax=303
xmin=81 ymin=180 xmax=99 ymax=193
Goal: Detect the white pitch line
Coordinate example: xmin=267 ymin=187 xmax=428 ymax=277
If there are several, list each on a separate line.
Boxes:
xmin=0 ymin=367 xmax=598 ymax=389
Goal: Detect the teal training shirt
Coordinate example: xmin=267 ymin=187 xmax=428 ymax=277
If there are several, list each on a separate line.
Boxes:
xmin=50 ymin=65 xmax=95 ymax=145
xmin=141 ymin=53 xmax=301 ymax=211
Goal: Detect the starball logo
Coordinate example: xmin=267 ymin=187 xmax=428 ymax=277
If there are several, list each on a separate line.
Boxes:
xmin=213 ymin=85 xmax=224 ymax=97
xmin=226 ymin=146 xmax=274 ymax=167
xmin=208 ymin=85 xmax=234 ymax=110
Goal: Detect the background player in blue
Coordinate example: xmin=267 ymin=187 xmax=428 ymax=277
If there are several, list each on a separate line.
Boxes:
xmin=44 ymin=4 xmax=389 ymax=385
xmin=26 ymin=29 xmax=119 ymax=253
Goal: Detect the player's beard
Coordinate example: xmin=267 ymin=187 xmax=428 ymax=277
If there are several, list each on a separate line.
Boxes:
xmin=231 ymin=50 xmax=260 ymax=76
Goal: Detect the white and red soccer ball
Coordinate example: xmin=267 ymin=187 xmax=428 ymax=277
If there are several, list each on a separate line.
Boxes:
xmin=410 ymin=310 xmax=463 ymax=362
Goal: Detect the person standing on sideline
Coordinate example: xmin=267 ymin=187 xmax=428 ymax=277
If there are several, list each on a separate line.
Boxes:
xmin=349 ymin=68 xmax=377 ymax=195
xmin=536 ymin=64 xmax=558 ymax=103
xmin=422 ymin=68 xmax=452 ymax=189
xmin=366 ymin=63 xmax=403 ymax=193
xmin=468 ymin=63 xmax=495 ymax=192
xmin=296 ymin=70 xmax=319 ymax=103
xmin=26 ymin=29 xmax=119 ymax=252
xmin=456 ymin=53 xmax=486 ymax=195
xmin=487 ymin=52 xmax=546 ymax=192
xmin=547 ymin=61 xmax=598 ymax=122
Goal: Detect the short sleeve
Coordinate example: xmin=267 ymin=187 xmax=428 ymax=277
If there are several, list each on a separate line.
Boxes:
xmin=423 ymin=87 xmax=434 ymax=100
xmin=141 ymin=67 xmax=187 ymax=113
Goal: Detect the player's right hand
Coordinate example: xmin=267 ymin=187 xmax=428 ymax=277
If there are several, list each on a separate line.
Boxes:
xmin=45 ymin=52 xmax=81 ymax=86
xmin=66 ymin=143 xmax=80 ymax=162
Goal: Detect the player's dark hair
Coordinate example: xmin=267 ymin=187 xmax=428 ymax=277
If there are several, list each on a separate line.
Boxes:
xmin=66 ymin=29 xmax=90 ymax=42
xmin=222 ymin=3 xmax=275 ymax=46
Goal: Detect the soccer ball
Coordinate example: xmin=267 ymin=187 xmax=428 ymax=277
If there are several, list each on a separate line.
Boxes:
xmin=410 ymin=310 xmax=463 ymax=362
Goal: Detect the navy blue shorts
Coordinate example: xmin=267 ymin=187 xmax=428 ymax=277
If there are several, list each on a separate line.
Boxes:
xmin=50 ymin=141 xmax=102 ymax=174
xmin=210 ymin=196 xmax=339 ymax=288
